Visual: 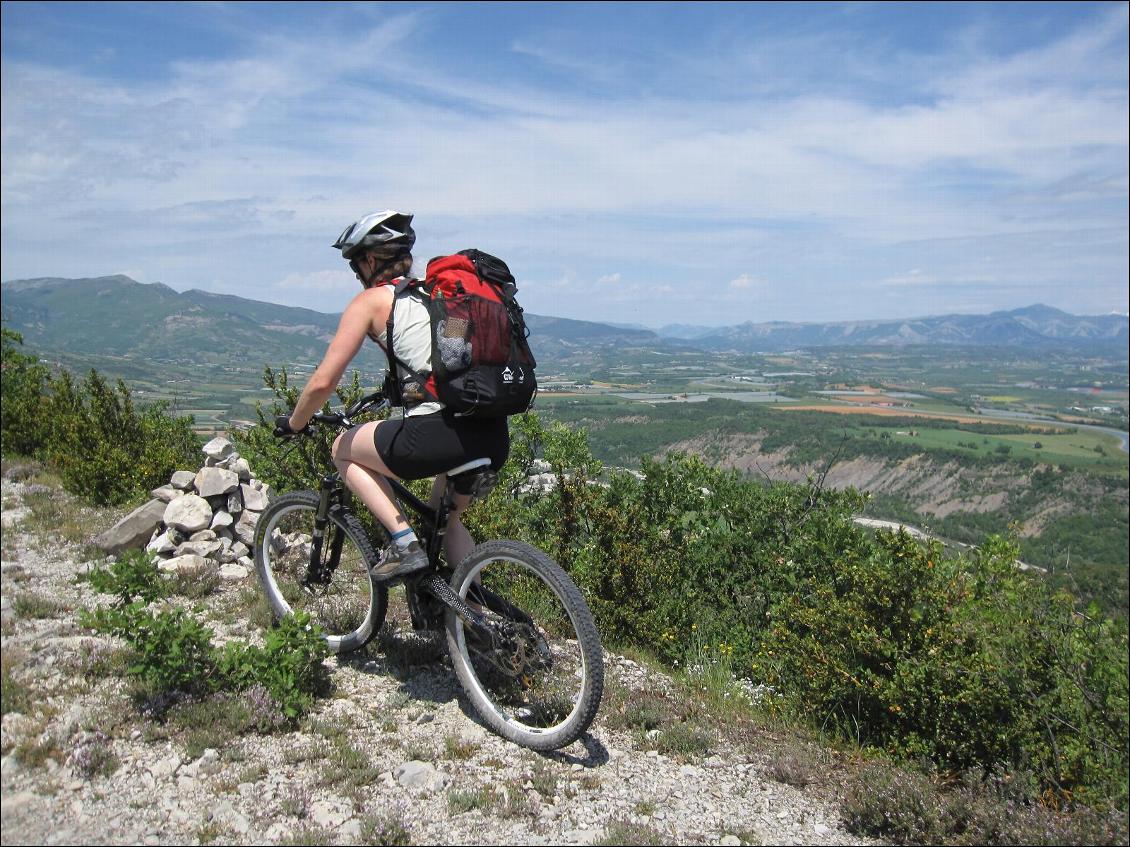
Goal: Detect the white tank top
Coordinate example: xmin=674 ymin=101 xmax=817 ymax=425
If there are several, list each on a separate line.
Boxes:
xmin=376 ymin=286 xmax=443 ymax=416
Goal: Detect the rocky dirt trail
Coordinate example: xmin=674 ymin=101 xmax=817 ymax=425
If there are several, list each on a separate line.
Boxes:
xmin=1 ymin=476 xmax=877 ymax=846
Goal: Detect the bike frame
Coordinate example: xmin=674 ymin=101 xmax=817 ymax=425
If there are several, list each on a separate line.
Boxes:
xmin=307 ymin=465 xmax=473 ymax=631
xmin=310 ymin=470 xmax=453 ymax=567
xmin=292 ymin=393 xmax=495 ymax=632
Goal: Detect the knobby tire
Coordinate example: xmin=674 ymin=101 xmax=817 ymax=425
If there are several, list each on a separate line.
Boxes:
xmin=445 ymin=540 xmax=604 ymax=751
xmin=254 ymin=490 xmax=388 ymax=654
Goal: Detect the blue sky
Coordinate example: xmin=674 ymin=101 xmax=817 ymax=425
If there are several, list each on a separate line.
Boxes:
xmin=2 ymin=2 xmax=1127 ymax=327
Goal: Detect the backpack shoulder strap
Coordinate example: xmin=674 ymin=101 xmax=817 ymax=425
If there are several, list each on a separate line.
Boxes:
xmin=381 ymin=278 xmax=421 ymax=406
xmin=381 ymin=277 xmax=438 ymax=407
xmin=383 ymin=277 xmax=421 ymax=351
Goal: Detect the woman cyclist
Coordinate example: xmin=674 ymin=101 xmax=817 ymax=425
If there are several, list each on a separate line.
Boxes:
xmin=275 ymin=210 xmax=510 ymax=580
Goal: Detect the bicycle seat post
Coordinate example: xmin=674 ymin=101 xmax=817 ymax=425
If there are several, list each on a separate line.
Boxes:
xmin=426 ymin=483 xmax=456 ymax=567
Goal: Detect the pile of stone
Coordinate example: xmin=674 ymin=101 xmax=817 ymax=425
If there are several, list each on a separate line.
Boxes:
xmin=93 ymin=436 xmax=271 ymax=582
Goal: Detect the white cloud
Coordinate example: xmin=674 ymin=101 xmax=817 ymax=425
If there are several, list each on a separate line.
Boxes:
xmin=1 ymin=6 xmax=1125 ymax=324
xmin=879 ymin=269 xmax=934 ymax=288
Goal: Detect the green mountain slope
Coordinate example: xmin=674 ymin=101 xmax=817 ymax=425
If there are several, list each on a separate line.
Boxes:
xmin=0 ymin=276 xmax=681 ymax=369
xmin=3 ymin=275 xmax=334 ymax=364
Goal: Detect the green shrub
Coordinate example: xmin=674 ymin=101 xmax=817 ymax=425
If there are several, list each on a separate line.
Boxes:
xmin=843 ymin=759 xmax=1130 ymax=845
xmin=0 ymin=331 xmax=200 ymax=506
xmin=84 ymin=549 xmax=168 ymax=605
xmin=84 ymin=603 xmax=217 ymax=696
xmin=0 ymin=329 xmax=51 ymax=456
xmin=230 ymin=366 xmax=380 ymax=495
xmin=759 ymin=530 xmax=1129 ymax=808
xmin=43 ymin=369 xmax=199 ymax=506
xmin=82 ymin=552 xmax=329 ymax=722
xmin=218 ymin=613 xmax=330 ymax=719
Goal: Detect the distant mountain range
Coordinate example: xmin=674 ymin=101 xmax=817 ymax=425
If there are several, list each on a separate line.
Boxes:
xmin=1 ymin=276 xmax=1126 ymax=363
xmin=688 ymin=303 xmax=1128 ymax=351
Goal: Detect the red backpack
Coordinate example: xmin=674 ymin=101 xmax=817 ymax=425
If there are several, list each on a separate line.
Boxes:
xmin=383 ymin=250 xmax=537 ymax=417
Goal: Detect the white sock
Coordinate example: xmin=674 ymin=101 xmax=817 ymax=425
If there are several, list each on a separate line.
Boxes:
xmin=391 ymin=528 xmax=417 ymax=550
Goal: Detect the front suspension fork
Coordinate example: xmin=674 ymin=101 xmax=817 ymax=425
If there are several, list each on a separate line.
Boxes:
xmin=307 ymin=476 xmax=342 ymax=584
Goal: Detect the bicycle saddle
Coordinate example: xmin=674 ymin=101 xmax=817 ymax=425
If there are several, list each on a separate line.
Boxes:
xmin=447 ymin=457 xmax=498 ymax=499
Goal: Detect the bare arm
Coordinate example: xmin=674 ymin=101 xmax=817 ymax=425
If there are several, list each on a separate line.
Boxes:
xmin=288 ymin=286 xmax=392 ymax=429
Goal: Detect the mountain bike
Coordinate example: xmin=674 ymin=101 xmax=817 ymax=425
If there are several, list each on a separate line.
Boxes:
xmin=252 ymin=390 xmax=603 ymax=751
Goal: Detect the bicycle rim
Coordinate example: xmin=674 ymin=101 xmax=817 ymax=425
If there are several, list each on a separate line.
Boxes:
xmin=257 ymin=495 xmax=384 ymax=653
xmin=448 ymin=541 xmax=602 ymax=749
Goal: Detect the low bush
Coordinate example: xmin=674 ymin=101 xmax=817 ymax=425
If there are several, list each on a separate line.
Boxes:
xmin=1 ymin=330 xmax=200 ymax=506
xmin=218 ymin=615 xmax=330 ymax=719
xmin=843 ymin=758 xmax=1129 ymax=845
xmin=81 ymin=552 xmax=329 ymax=724
xmin=67 ymin=731 xmax=120 ymax=779
xmin=84 ymin=549 xmax=168 ymax=605
xmin=759 ymin=530 xmax=1129 ymax=808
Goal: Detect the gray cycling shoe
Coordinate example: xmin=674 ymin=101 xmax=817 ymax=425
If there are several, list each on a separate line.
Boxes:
xmin=370 ymin=540 xmax=428 ymax=581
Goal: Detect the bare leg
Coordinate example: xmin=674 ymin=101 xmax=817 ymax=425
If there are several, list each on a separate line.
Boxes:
xmin=332 ymin=422 xmax=412 ymax=537
xmin=429 ymin=475 xmax=474 ymax=566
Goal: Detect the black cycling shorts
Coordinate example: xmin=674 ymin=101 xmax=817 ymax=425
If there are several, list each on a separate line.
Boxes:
xmin=374 ymin=411 xmax=510 ymax=482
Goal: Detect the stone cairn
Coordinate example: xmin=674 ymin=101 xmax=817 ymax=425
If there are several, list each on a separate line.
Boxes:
xmin=93 ymin=436 xmax=270 ymax=582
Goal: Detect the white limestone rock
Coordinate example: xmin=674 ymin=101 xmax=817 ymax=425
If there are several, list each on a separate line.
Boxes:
xmin=240 ymin=483 xmax=268 ymax=512
xmin=169 ymin=471 xmax=196 ymax=490
xmin=163 ymin=495 xmax=213 ymax=534
xmin=157 ymin=554 xmax=211 ymax=575
xmin=202 ymin=437 xmax=235 ymax=461
xmin=194 ymin=467 xmax=239 ymax=498
xmin=174 ymin=540 xmax=223 ymax=560
xmin=210 ymin=511 xmax=234 ymax=530
xmin=234 ymin=510 xmax=259 ymax=546
xmin=93 ymin=499 xmax=168 ymax=556
xmin=229 ymin=457 xmax=252 ymax=482
xmin=150 ymin=485 xmax=183 ymax=503
xmin=146 ymin=532 xmax=177 ymax=555
xmin=219 ymin=563 xmax=249 ymax=581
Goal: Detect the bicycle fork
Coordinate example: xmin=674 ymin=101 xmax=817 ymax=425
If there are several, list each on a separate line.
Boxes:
xmin=306 ymin=475 xmax=343 ymax=587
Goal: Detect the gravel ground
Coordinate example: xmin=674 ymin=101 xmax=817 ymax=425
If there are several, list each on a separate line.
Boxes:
xmin=1 ymin=476 xmax=879 ymax=846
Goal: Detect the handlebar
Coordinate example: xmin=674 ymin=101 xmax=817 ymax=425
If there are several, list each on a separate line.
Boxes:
xmin=276 ymin=389 xmax=389 ymax=439
xmin=311 ymin=389 xmax=389 ymax=430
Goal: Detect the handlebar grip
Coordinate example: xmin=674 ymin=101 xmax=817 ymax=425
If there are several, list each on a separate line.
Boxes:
xmin=274 ymin=414 xmax=316 ymax=438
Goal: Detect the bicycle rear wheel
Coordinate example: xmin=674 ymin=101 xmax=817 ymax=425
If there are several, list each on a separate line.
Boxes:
xmin=254 ymin=491 xmax=387 ymax=654
xmin=445 ymin=540 xmax=603 ymax=750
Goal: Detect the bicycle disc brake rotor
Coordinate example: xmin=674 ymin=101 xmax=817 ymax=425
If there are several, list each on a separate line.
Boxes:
xmin=469 ymin=619 xmax=553 ymax=682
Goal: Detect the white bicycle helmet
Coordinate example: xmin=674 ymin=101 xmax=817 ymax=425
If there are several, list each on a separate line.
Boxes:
xmin=333 ymin=210 xmax=416 ymax=260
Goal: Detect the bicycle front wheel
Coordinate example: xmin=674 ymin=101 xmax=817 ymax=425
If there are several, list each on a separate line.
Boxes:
xmin=254 ymin=491 xmax=387 ymax=654
xmin=446 ymin=540 xmax=604 ymax=750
